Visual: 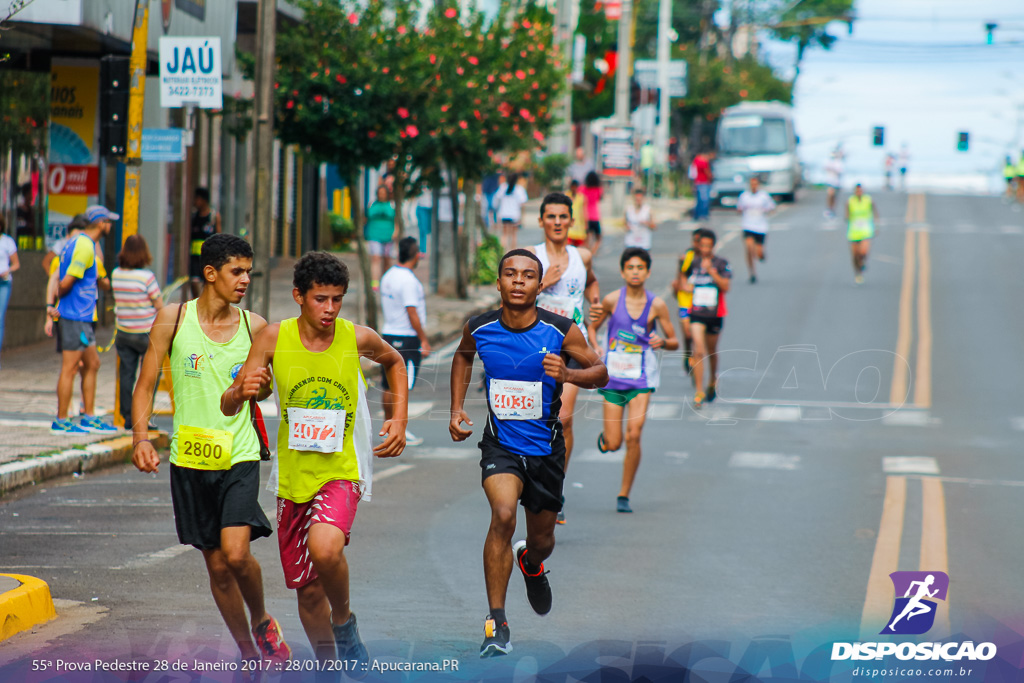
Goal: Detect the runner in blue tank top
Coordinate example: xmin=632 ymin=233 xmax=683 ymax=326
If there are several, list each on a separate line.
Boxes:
xmin=449 ymin=249 xmax=607 ymax=658
xmin=591 ymin=248 xmax=678 ymax=513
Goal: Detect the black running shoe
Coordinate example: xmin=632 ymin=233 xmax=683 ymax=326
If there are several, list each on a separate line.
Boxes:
xmin=513 ymin=540 xmax=552 ymax=615
xmin=616 ymin=496 xmax=633 ymax=513
xmin=706 ymin=383 xmax=717 ymax=403
xmin=480 ymin=616 xmax=512 ymax=657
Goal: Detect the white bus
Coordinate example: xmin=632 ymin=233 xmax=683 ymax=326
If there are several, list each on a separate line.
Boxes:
xmin=711 ymin=101 xmax=801 ymax=205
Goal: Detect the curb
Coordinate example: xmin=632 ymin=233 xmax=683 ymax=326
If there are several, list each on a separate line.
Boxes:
xmin=0 ymin=431 xmax=170 ymax=498
xmin=0 ymin=574 xmax=56 ymax=641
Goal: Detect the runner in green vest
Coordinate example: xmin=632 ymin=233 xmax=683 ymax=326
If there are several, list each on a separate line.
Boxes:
xmin=221 ymin=251 xmax=409 ymax=669
xmin=130 ymin=234 xmax=291 ymax=665
xmin=1004 ymin=156 xmax=1017 ymax=202
xmin=1016 ymin=152 xmax=1024 ymax=203
xmin=846 ymin=184 xmax=879 ymax=285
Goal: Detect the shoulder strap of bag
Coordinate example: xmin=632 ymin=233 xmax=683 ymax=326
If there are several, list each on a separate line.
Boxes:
xmin=168 ymin=302 xmax=186 ymax=356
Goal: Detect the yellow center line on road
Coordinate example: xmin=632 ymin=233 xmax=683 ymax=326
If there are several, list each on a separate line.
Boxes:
xmin=860 ymin=475 xmax=907 ymax=640
xmin=915 ymin=229 xmax=932 ymax=408
xmin=890 ymin=229 xmax=916 ymax=405
xmin=921 ymin=476 xmax=950 ymax=637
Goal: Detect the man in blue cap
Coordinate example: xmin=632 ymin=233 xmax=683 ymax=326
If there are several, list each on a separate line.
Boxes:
xmin=51 ymin=205 xmax=119 ymax=434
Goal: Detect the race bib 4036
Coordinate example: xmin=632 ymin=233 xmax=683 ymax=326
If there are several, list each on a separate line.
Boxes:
xmin=489 ymin=379 xmax=543 ymax=420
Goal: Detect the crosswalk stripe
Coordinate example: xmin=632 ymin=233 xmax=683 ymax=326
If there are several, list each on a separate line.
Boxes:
xmin=728 ymin=452 xmax=800 ymax=471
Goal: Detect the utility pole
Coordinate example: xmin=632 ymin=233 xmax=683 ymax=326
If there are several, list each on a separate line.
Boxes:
xmin=654 ymin=0 xmax=671 ymax=182
xmin=611 ymin=0 xmax=633 ymax=214
xmin=249 ymin=0 xmax=276 ymax=318
xmin=121 ymin=0 xmax=149 ymax=242
xmin=553 ymin=0 xmax=577 ymax=158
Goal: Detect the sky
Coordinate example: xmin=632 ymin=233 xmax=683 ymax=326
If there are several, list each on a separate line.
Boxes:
xmin=759 ymin=0 xmax=1024 ymax=189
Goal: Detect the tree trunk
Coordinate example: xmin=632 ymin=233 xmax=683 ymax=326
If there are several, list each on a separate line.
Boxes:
xmin=392 ymin=165 xmax=406 ymax=241
xmin=463 ymin=181 xmax=479 ymax=293
xmin=447 ymin=165 xmax=469 ymax=300
xmin=348 ymin=171 xmax=378 ymax=330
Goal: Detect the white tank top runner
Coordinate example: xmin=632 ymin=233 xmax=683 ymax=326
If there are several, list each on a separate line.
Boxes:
xmin=534 ymin=243 xmax=588 ymax=340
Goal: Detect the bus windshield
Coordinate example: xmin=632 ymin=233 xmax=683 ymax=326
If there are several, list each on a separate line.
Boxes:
xmin=718 ymin=116 xmax=789 ymax=156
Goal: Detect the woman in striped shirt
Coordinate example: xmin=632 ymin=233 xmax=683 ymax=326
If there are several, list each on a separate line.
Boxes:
xmin=112 ymin=235 xmax=163 ymax=429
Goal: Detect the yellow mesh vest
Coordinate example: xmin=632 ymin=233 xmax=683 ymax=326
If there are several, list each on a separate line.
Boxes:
xmin=272 ymin=317 xmax=363 ymax=503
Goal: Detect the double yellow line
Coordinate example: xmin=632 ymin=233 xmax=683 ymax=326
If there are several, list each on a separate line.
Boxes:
xmin=889 ymin=194 xmax=932 ymax=409
xmin=861 ymin=194 xmax=947 ymax=639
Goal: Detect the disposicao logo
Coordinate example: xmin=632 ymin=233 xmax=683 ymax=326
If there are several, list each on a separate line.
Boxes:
xmin=832 ymin=572 xmax=997 ymax=662
xmin=882 ymin=571 xmax=948 ymax=635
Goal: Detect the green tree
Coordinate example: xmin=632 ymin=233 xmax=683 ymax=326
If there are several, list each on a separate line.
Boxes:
xmin=767 ymin=0 xmax=855 ymax=82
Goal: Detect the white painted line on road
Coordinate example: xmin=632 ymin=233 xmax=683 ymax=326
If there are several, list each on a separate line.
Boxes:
xmin=111 ymin=545 xmax=191 ymax=570
xmin=575 ymin=448 xmax=622 ymax=463
xmin=755 ymin=405 xmax=802 ymax=422
xmin=1000 ymin=225 xmax=1023 ymax=235
xmin=375 ymin=464 xmax=415 ymax=481
xmin=882 ymin=456 xmax=939 ymax=475
xmin=647 ymin=404 xmax=680 ymax=420
xmin=1010 ymin=417 xmax=1024 ymax=431
xmin=665 ymin=451 xmax=689 ymax=462
xmin=729 ymin=452 xmax=800 ymax=471
xmin=0 ymin=530 xmax=175 ymax=536
xmin=421 ymin=337 xmax=463 ymax=368
xmin=406 ymin=447 xmax=475 ymax=460
xmin=881 ymin=410 xmax=938 ymax=427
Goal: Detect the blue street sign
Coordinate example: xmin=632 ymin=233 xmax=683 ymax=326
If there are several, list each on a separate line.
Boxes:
xmin=141 ymin=128 xmax=186 ymax=162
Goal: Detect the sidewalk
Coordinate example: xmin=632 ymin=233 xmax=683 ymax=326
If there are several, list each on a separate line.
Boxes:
xmin=0 ymin=248 xmax=498 ymax=488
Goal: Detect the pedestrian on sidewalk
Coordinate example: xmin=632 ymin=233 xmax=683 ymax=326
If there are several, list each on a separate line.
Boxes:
xmin=51 ymin=205 xmax=118 ymax=435
xmin=497 ymin=173 xmax=528 ymax=252
xmin=737 ymin=176 xmax=776 ymax=284
xmin=567 ymin=147 xmax=594 ymax=187
xmin=449 ymin=249 xmax=607 ymax=658
xmin=689 ymin=151 xmax=713 ymax=221
xmin=222 ymin=251 xmax=409 ymax=668
xmin=582 ymin=171 xmax=603 ymax=255
xmin=567 ymin=180 xmax=588 ymax=247
xmin=365 ymin=185 xmax=396 ymax=291
xmin=112 ymin=234 xmax=164 ymax=429
xmin=380 ymin=236 xmax=431 ymax=447
xmin=131 ymin=234 xmax=292 ymax=665
xmin=189 ymin=187 xmax=222 ymax=298
xmin=482 ymin=170 xmax=502 ymax=230
xmin=624 ymin=187 xmax=656 ymax=251
xmin=415 ymin=187 xmax=432 ymax=257
xmin=0 ymin=215 xmax=20 ymax=369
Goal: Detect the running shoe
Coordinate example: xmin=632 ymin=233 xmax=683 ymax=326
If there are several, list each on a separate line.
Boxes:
xmin=616 ymin=496 xmax=632 ymax=513
xmin=693 ymin=392 xmax=705 ymax=408
xmin=706 ymin=383 xmax=717 ymax=404
xmin=480 ymin=615 xmax=512 ymax=657
xmin=51 ymin=418 xmax=88 ymax=435
xmin=749 ymin=275 xmax=757 ymax=284
xmin=79 ymin=415 xmax=118 ymax=434
xmin=513 ymin=540 xmax=552 ymax=615
xmin=252 ymin=615 xmax=292 ymax=662
xmin=683 ymin=355 xmax=691 ymax=373
xmin=556 ymin=495 xmax=565 ymax=525
xmin=405 ymin=430 xmax=424 ymax=446
xmin=332 ymin=612 xmax=368 ymax=675
xmin=597 ymin=432 xmax=611 ymax=453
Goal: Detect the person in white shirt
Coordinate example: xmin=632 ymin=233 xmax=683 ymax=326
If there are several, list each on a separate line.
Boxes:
xmin=496 ymin=173 xmax=529 ymax=252
xmin=0 ymin=215 xmax=20 ymax=369
xmin=824 ymin=152 xmax=844 ymax=219
xmin=380 ymin=236 xmax=431 ymax=446
xmin=736 ymin=176 xmax=776 ymax=284
xmin=624 ymin=188 xmax=655 ymax=251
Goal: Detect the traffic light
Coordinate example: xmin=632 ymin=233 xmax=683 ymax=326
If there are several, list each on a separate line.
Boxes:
xmin=99 ymin=55 xmax=130 ymax=158
xmin=872 ymin=126 xmax=884 ymax=147
xmin=957 ymin=131 xmax=969 ymax=152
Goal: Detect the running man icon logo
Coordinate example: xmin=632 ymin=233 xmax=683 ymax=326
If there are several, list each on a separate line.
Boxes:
xmin=881 ymin=571 xmax=949 ymax=635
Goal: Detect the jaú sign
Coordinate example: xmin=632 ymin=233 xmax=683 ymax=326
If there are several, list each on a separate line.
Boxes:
xmin=48 ymin=164 xmax=99 ymax=196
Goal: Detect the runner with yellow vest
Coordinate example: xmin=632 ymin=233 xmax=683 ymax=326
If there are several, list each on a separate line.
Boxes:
xmin=672 ymin=229 xmax=702 ymax=373
xmin=1016 ymin=152 xmax=1024 ymax=203
xmin=846 ymin=184 xmax=879 ymax=285
xmin=130 ymin=234 xmax=291 ymax=665
xmin=221 ymin=251 xmax=409 ymax=669
xmin=1004 ymin=156 xmax=1016 ymax=201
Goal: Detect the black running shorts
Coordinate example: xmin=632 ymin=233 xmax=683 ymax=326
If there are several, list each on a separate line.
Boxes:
xmin=381 ymin=334 xmax=422 ymax=391
xmin=479 ymin=441 xmax=565 ymax=515
xmin=690 ymin=315 xmax=724 ymax=335
xmin=169 ymin=460 xmax=273 ymax=550
xmin=743 ymin=230 xmax=766 ymax=245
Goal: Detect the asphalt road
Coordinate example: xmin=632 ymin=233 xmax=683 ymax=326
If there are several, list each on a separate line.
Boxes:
xmin=3 ymin=189 xmax=1024 ymax=682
